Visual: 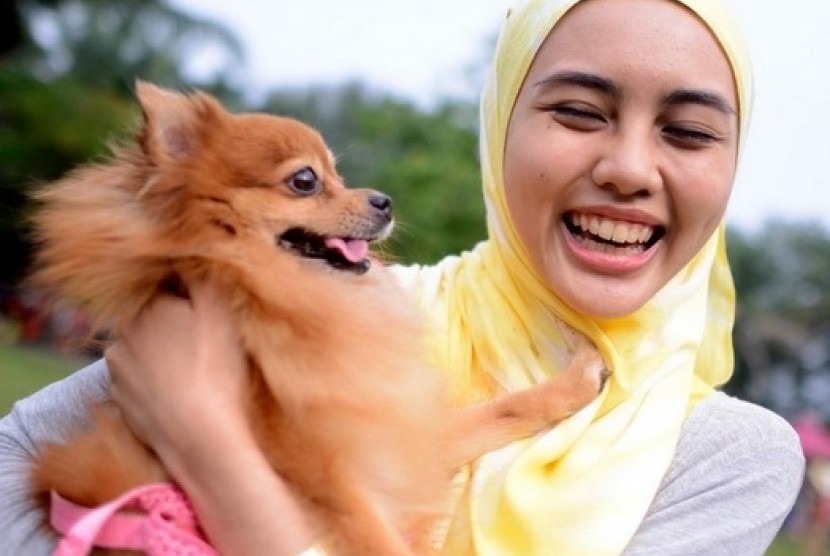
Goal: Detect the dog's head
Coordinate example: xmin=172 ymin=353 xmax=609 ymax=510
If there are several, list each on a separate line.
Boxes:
xmin=134 ymin=81 xmax=392 ymax=275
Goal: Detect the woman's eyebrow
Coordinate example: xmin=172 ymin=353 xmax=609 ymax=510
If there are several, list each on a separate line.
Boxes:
xmin=663 ymin=89 xmax=736 ymax=115
xmin=532 ymin=72 xmax=737 ymax=116
xmin=533 ymin=70 xmax=621 ymax=100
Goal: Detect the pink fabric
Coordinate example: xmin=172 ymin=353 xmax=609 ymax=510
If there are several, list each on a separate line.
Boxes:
xmin=50 ymin=483 xmax=217 ymax=556
xmin=794 ymin=414 xmax=830 ymax=459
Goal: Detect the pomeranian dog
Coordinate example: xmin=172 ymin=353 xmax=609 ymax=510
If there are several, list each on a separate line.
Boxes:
xmin=28 ymin=81 xmax=606 ymax=555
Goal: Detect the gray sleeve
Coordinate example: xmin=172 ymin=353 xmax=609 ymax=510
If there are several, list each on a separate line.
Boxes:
xmin=622 ymin=392 xmax=806 ymax=556
xmin=0 ymin=359 xmax=109 ymax=556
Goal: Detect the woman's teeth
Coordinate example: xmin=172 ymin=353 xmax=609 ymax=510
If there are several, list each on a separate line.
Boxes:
xmin=567 ymin=213 xmax=662 ymax=255
xmin=572 ymin=213 xmax=654 ymax=245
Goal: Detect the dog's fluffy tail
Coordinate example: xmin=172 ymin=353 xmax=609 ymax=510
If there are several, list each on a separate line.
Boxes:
xmin=30 ymin=403 xmax=168 ymax=508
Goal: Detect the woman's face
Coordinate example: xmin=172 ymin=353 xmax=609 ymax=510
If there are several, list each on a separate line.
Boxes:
xmin=503 ymin=0 xmax=739 ymax=318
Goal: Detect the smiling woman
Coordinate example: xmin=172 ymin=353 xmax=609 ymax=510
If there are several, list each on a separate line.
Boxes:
xmin=503 ymin=0 xmax=739 ymax=318
xmin=0 ymin=0 xmax=805 ymax=555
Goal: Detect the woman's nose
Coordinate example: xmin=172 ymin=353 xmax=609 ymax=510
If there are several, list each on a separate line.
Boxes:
xmin=591 ymin=127 xmax=662 ymax=198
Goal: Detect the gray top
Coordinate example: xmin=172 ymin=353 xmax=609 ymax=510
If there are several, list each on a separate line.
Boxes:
xmin=621 ymin=390 xmax=805 ymax=555
xmin=0 ymin=360 xmax=805 ymax=555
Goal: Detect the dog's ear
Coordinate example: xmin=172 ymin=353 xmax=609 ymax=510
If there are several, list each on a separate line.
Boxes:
xmin=135 ymin=80 xmax=224 ymax=164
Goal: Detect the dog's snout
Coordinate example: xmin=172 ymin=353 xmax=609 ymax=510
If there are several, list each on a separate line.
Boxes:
xmin=369 ymin=193 xmax=393 ymax=219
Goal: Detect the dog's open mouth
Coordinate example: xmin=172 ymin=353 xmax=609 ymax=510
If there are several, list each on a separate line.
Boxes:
xmin=278 ymin=228 xmax=372 ymax=274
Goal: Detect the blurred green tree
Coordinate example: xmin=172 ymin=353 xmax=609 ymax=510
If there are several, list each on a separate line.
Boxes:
xmin=727 ymin=221 xmax=830 ymax=416
xmin=0 ymin=70 xmax=134 ymax=284
xmin=0 ymin=0 xmax=244 ymax=284
xmin=0 ymin=0 xmax=60 ymax=59
xmin=10 ymin=0 xmax=244 ymax=93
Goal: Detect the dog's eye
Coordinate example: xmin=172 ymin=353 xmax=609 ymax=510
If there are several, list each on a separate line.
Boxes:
xmin=286 ymin=167 xmax=321 ymax=196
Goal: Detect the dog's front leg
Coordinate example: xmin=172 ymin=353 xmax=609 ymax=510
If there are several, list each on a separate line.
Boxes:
xmin=448 ymin=344 xmax=607 ymax=465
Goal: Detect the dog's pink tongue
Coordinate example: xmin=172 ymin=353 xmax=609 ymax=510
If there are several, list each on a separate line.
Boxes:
xmin=324 ymin=238 xmax=369 ymax=263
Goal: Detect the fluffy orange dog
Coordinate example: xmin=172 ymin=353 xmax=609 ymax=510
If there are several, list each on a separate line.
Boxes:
xmin=28 ymin=82 xmax=605 ymax=555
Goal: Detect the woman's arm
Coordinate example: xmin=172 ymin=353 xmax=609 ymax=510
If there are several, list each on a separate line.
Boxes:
xmin=0 ymin=359 xmax=109 ymax=555
xmin=105 ymin=282 xmax=318 ymax=555
xmin=622 ymin=393 xmax=805 ymax=556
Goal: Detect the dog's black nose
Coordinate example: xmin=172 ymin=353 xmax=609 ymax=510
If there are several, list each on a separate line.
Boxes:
xmin=369 ymin=193 xmax=393 ymax=218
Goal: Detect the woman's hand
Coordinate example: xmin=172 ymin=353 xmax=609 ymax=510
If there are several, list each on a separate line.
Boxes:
xmin=106 ymin=281 xmax=249 ymax=460
xmin=105 ymin=282 xmax=318 ymax=555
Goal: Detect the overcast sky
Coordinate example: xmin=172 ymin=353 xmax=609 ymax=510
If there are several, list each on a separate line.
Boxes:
xmin=171 ymin=0 xmax=830 ymax=233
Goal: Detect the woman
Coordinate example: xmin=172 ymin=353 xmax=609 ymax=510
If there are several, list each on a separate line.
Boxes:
xmin=0 ymin=0 xmax=805 ymax=554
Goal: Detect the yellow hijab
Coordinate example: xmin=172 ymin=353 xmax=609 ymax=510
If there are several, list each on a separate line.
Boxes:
xmin=393 ymin=0 xmax=753 ymax=554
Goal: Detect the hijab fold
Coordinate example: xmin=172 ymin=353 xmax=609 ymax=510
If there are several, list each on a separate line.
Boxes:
xmin=392 ymin=0 xmax=752 ymax=553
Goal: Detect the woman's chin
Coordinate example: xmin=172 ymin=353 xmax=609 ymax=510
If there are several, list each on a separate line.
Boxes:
xmin=543 ymin=265 xmax=659 ymax=321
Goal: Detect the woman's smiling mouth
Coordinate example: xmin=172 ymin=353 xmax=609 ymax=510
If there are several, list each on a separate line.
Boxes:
xmin=563 ymin=211 xmax=665 ymax=264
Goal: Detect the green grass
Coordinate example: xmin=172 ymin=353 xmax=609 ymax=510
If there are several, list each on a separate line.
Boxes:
xmin=767 ymin=534 xmax=810 ymax=555
xmin=0 ymin=340 xmax=92 ymax=416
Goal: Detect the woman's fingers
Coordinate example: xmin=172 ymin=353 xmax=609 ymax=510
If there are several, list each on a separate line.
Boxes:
xmin=104 ymin=282 xmax=248 ymax=459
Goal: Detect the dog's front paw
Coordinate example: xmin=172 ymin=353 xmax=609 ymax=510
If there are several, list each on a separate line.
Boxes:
xmin=555 ymin=342 xmax=609 ymax=415
xmin=569 ymin=343 xmax=610 ymax=395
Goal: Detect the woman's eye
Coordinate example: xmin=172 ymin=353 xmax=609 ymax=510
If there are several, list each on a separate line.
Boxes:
xmin=286 ymin=167 xmax=321 ymax=195
xmin=546 ymin=104 xmax=607 ymax=129
xmin=662 ymin=126 xmax=719 ymax=148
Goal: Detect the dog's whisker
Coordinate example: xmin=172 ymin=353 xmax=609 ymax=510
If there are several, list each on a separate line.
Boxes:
xmin=136 ymin=175 xmax=160 ymax=199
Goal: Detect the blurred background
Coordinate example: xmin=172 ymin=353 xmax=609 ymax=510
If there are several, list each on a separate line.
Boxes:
xmin=0 ymin=1 xmax=828 ymax=553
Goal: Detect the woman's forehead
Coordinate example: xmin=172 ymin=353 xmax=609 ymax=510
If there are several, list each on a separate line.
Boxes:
xmin=541 ymin=0 xmax=725 ymax=68
xmin=524 ymin=0 xmax=738 ymax=108
xmin=503 ymin=0 xmax=751 ymax=126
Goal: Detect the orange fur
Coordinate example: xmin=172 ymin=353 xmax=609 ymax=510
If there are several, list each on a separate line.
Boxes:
xmin=28 ymin=82 xmax=606 ymax=555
